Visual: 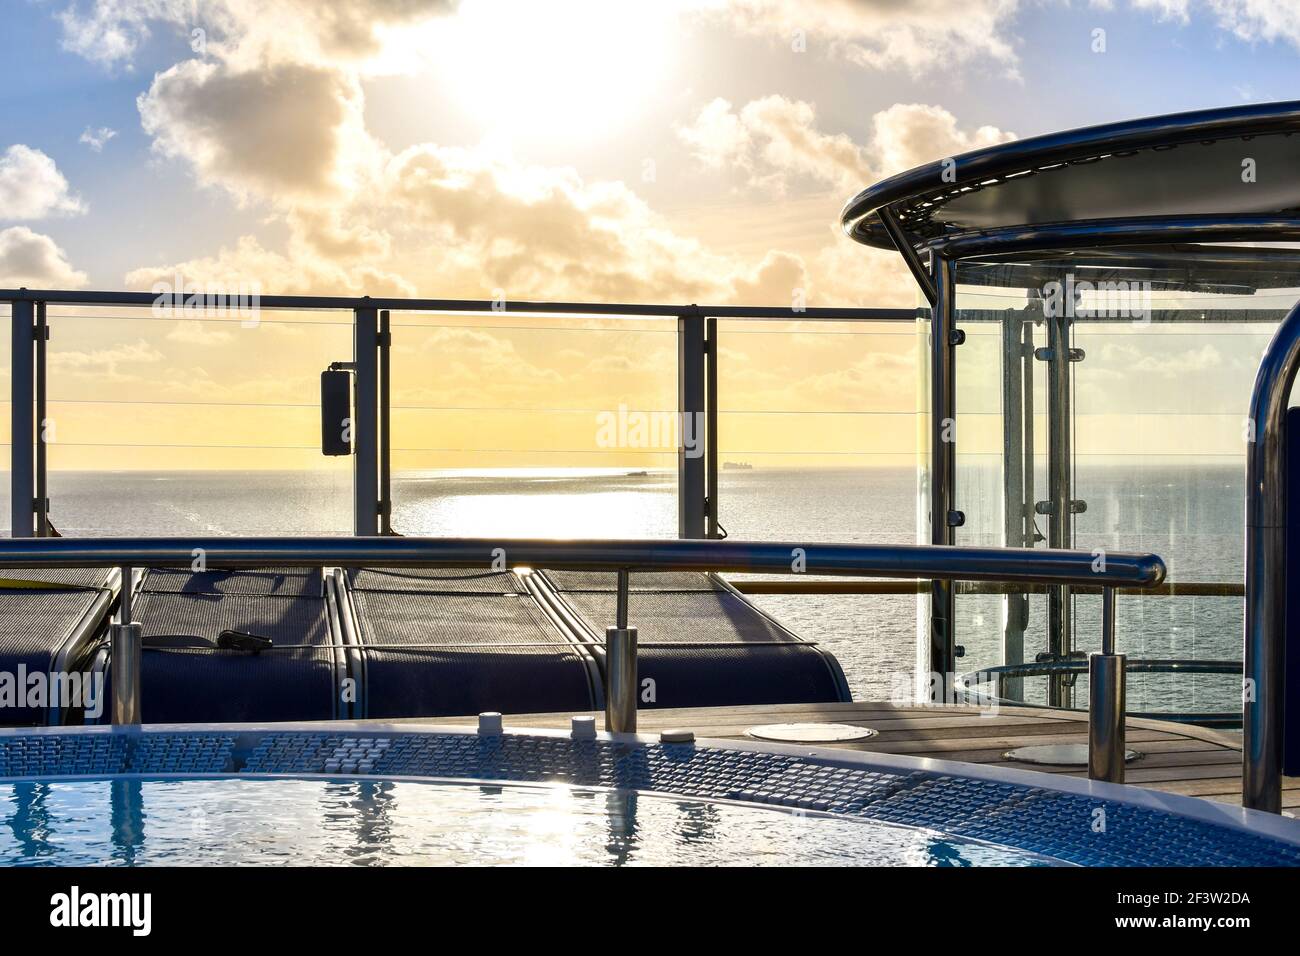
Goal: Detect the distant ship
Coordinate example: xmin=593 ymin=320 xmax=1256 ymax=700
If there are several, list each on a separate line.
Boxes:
xmin=723 ymin=461 xmax=753 ymax=470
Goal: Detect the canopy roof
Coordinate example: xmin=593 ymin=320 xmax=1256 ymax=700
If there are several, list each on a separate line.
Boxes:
xmin=842 ymin=101 xmax=1300 ymax=259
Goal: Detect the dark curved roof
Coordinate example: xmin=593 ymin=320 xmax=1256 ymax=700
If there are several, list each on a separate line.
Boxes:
xmin=841 ymin=100 xmax=1300 ymax=257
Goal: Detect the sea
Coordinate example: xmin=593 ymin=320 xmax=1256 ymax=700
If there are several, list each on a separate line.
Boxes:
xmin=9 ymin=464 xmax=1246 ymax=717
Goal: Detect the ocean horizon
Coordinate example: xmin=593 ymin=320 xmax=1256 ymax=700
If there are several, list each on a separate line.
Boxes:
xmin=1 ymin=462 xmax=1245 ymax=716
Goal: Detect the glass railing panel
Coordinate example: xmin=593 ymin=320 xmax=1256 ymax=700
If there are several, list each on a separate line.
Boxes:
xmin=951 ymin=269 xmax=1300 ymax=718
xmin=1070 ymin=309 xmax=1280 ymax=718
xmin=42 ymin=305 xmax=353 ymax=536
xmin=715 ymin=319 xmax=920 ymax=700
xmin=388 ymin=312 xmax=678 ymax=538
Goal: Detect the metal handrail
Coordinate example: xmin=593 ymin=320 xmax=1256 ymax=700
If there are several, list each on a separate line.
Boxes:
xmin=0 ymin=535 xmax=1163 ymax=777
xmin=733 ymin=580 xmax=1242 ymax=596
xmin=961 ymin=658 xmax=1241 ymax=681
xmin=1243 ymin=297 xmax=1300 ymax=812
xmin=0 ymin=535 xmax=1165 ymax=585
xmin=0 ymin=289 xmax=914 ymax=322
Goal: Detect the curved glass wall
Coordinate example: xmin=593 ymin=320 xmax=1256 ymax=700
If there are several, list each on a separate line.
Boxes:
xmin=945 ymin=247 xmax=1300 ymax=722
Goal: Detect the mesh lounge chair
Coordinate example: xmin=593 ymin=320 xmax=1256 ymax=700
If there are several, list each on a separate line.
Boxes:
xmin=338 ymin=567 xmax=600 ymax=718
xmin=531 ymin=570 xmax=850 ymax=709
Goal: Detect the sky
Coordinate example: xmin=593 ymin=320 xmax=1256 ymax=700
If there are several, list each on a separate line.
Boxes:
xmin=1 ymin=0 xmax=1298 ymax=471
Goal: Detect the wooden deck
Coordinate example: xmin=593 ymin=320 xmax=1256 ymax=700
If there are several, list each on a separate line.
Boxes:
xmin=417 ymin=700 xmax=1300 ymax=813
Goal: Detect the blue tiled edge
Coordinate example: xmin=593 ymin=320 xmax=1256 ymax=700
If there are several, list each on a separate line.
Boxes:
xmin=0 ymin=722 xmax=1296 ymax=867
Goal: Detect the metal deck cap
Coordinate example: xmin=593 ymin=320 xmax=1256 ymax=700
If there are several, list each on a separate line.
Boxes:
xmin=746 ymin=723 xmax=877 ymax=743
xmin=570 ymin=716 xmax=596 ymax=739
xmin=1004 ymin=743 xmax=1140 ymax=766
xmin=477 ymin=712 xmax=503 ymax=736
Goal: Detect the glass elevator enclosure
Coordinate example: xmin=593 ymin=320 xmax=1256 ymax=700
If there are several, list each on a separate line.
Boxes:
xmin=933 ymin=247 xmax=1300 ymax=724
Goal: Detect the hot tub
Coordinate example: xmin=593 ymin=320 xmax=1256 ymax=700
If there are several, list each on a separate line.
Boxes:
xmin=0 ymin=723 xmax=1296 ymax=866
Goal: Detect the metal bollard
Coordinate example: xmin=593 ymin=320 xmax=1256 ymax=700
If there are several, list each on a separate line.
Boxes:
xmin=605 ymin=626 xmax=638 ymax=733
xmin=605 ymin=568 xmax=637 ymax=733
xmin=111 ymin=622 xmax=143 ymax=725
xmin=1088 ymin=587 xmax=1125 ymax=782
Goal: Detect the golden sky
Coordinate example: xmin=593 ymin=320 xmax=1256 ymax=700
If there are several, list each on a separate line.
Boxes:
xmin=3 ymin=1 xmax=1298 ymax=470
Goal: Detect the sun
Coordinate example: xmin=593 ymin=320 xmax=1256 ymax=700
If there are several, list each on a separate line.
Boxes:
xmin=420 ymin=0 xmax=679 ymax=143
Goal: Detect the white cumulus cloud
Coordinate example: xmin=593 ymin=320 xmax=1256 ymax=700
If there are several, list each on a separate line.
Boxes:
xmin=0 ymin=145 xmax=87 ymax=220
xmin=0 ymin=226 xmax=88 ymax=288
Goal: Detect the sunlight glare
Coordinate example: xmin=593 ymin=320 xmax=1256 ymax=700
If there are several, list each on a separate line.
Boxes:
xmin=425 ymin=0 xmax=678 ymax=141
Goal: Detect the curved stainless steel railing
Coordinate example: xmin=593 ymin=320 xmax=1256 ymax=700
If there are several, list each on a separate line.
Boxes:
xmin=0 ymin=535 xmax=1166 ymax=583
xmin=1244 ymin=298 xmax=1300 ymax=812
xmin=957 ymin=660 xmax=1243 ymax=728
xmin=0 ymin=535 xmax=1164 ymax=780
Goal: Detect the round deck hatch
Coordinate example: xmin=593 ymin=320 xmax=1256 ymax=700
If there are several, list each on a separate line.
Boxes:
xmin=746 ymin=723 xmax=877 ymax=743
xmin=1002 ymin=744 xmax=1141 ymax=766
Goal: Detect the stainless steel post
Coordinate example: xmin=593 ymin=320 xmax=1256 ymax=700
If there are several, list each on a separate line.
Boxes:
xmin=378 ymin=309 xmax=392 ymax=535
xmin=929 ymin=257 xmax=957 ymax=686
xmin=1046 ymin=297 xmax=1074 ymax=707
xmin=605 ymin=626 xmax=638 ymax=733
xmin=35 ymin=302 xmax=48 ymax=537
xmin=678 ymin=314 xmax=707 ymax=538
xmin=1001 ymin=309 xmax=1029 ymax=702
xmin=705 ymin=317 xmax=719 ymax=538
xmin=1243 ymin=298 xmax=1300 ymax=812
xmin=1088 ymin=587 xmax=1125 ymax=782
xmin=1088 ymin=652 xmax=1126 ymax=783
xmin=353 ymin=306 xmax=380 ymax=536
xmin=119 ymin=565 xmax=133 ymax=624
xmin=9 ymin=299 xmax=35 ymax=538
xmin=606 ymin=568 xmax=637 ymax=732
xmin=111 ymin=621 xmax=142 ymax=725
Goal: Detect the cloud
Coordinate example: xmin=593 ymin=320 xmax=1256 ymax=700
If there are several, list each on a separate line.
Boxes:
xmin=1201 ymin=0 xmax=1300 ymax=49
xmin=165 ymin=320 xmax=234 ymax=346
xmin=63 ymin=1 xmax=968 ymax=311
xmin=711 ymin=0 xmax=1023 ymax=76
xmin=379 ymin=143 xmax=738 ymax=300
xmin=138 ymin=59 xmax=372 ymax=201
xmin=0 ymin=226 xmax=88 ymax=287
xmin=869 ymin=103 xmax=1015 ymax=177
xmin=678 ymin=97 xmax=869 ymax=195
xmin=56 ymin=0 xmax=195 ymax=65
xmin=810 ymin=239 xmax=920 ymax=308
xmin=123 ymin=234 xmax=413 ymax=296
xmin=79 ymin=126 xmax=118 ymax=151
xmin=1128 ymin=0 xmax=1192 ymax=22
xmin=0 ymin=145 xmax=87 ymax=219
xmin=55 ymin=0 xmax=459 ymax=68
xmin=679 ymin=96 xmax=1014 ymax=195
xmin=677 ymin=98 xmax=754 ymax=171
xmin=50 ymin=339 xmax=164 ymax=373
